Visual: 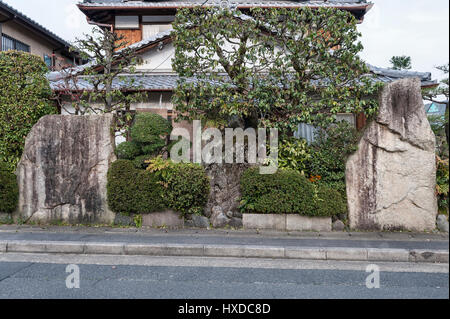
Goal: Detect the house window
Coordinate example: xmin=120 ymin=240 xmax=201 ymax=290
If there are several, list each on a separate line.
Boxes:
xmin=294 ymin=114 xmax=356 ymax=144
xmin=1 ymin=34 xmax=30 ymax=52
xmin=44 ymin=54 xmax=53 ymax=69
xmin=115 ymin=16 xmax=139 ymax=29
xmin=142 ymin=24 xmax=172 ymax=39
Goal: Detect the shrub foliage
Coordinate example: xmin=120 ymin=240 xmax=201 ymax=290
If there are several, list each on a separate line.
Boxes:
xmin=107 ymin=158 xmax=210 ymax=216
xmin=0 ymin=51 xmax=57 ymax=171
xmin=161 ymin=162 xmax=210 ymax=215
xmin=115 ymin=112 xmax=172 ymax=167
xmin=106 ymin=160 xmax=165 ymax=214
xmin=130 ymin=112 xmax=172 ymax=156
xmin=240 ymin=167 xmax=346 ymax=217
xmin=0 ymin=161 xmax=19 ymax=213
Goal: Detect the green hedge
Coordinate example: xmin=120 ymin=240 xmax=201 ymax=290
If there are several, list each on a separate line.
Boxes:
xmin=314 ymin=184 xmax=347 ymax=217
xmin=133 ymin=154 xmax=154 ymax=169
xmin=106 ymin=159 xmax=210 ymax=215
xmin=162 ymin=163 xmax=210 ymax=215
xmin=0 ymin=161 xmax=19 ymax=213
xmin=240 ymin=167 xmax=345 ymax=217
xmin=240 ymin=167 xmax=317 ymax=215
xmin=115 ymin=141 xmax=141 ymax=160
xmin=130 ymin=112 xmax=172 ymax=157
xmin=0 ymin=51 xmax=57 ymax=172
xmin=106 ymin=160 xmax=165 ymax=214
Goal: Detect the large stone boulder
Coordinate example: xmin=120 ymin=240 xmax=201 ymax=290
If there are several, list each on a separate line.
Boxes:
xmin=346 ymin=78 xmax=437 ymax=231
xmin=203 ymin=163 xmax=249 ymax=218
xmin=15 ymin=114 xmax=116 ymax=224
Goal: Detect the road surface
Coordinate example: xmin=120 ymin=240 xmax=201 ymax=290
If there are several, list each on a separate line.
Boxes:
xmin=0 ymin=253 xmax=447 ymax=299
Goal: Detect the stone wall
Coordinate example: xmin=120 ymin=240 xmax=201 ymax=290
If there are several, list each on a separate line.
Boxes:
xmin=15 ymin=114 xmax=116 ymax=224
xmin=346 ymin=78 xmax=438 ymax=231
xmin=184 ymin=163 xmax=250 ymax=228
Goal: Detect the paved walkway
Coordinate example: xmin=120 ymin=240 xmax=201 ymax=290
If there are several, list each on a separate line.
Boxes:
xmin=0 ymin=225 xmax=448 ymax=263
xmin=0 ymin=225 xmax=448 ymax=250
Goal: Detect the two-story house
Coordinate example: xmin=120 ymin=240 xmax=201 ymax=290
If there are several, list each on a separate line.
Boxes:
xmin=49 ymin=0 xmax=437 ymax=143
xmin=0 ymin=0 xmax=83 ymax=69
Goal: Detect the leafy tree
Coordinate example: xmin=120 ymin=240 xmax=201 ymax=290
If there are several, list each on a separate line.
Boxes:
xmin=423 ymin=63 xmax=449 ymax=145
xmin=389 ymin=55 xmax=412 ymax=70
xmin=172 ymin=7 xmax=382 ymax=133
xmin=0 ymin=51 xmax=57 ymax=171
xmin=53 ymin=27 xmax=145 ymax=133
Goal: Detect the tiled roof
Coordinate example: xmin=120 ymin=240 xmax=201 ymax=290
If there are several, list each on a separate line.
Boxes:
xmin=0 ymin=0 xmax=72 ymax=49
xmin=46 ymin=29 xmax=173 ymax=82
xmin=368 ymin=64 xmax=436 ymax=87
xmin=125 ymin=29 xmax=173 ymax=51
xmin=49 ymin=66 xmax=437 ymax=92
xmin=47 ymin=27 xmax=437 ymax=91
xmin=79 ymin=0 xmax=371 ymax=9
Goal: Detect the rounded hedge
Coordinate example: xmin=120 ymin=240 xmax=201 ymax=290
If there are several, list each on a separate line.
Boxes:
xmin=107 ymin=159 xmax=209 ymax=215
xmin=0 ymin=161 xmax=19 ymax=213
xmin=314 ymin=185 xmax=347 ymax=217
xmin=106 ymin=160 xmax=165 ymax=214
xmin=133 ymin=154 xmax=154 ymax=169
xmin=240 ymin=167 xmax=317 ymax=215
xmin=130 ymin=113 xmax=172 ymax=145
xmin=115 ymin=141 xmax=142 ymax=160
xmin=163 ymin=163 xmax=210 ymax=215
xmin=134 ymin=170 xmax=166 ymax=213
xmin=107 ymin=160 xmax=139 ymax=213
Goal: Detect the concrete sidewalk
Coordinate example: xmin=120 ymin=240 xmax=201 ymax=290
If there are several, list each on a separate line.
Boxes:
xmin=0 ymin=225 xmax=448 ymax=263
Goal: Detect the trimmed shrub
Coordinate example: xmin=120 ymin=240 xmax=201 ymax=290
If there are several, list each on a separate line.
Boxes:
xmin=436 ymin=156 xmax=449 ymax=213
xmin=107 ymin=160 xmax=139 ymax=213
xmin=161 ymin=163 xmax=210 ymax=215
xmin=130 ymin=113 xmax=172 ymax=156
xmin=133 ymin=154 xmax=154 ymax=169
xmin=107 ymin=159 xmax=209 ymax=215
xmin=0 ymin=51 xmax=57 ymax=172
xmin=315 ymin=185 xmax=347 ymax=217
xmin=115 ymin=141 xmax=142 ymax=160
xmin=240 ymin=167 xmax=317 ymax=215
xmin=141 ymin=140 xmax=166 ymax=156
xmin=106 ymin=160 xmax=165 ymax=214
xmin=133 ymin=170 xmax=166 ymax=213
xmin=278 ymin=137 xmax=311 ymax=174
xmin=0 ymin=161 xmax=19 ymax=213
xmin=307 ymin=121 xmax=359 ymax=197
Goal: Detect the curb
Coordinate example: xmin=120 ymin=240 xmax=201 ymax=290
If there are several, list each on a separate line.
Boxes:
xmin=0 ymin=240 xmax=448 ymax=263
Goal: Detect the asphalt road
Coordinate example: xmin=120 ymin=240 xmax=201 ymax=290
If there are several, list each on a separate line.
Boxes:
xmin=0 ymin=253 xmax=447 ymax=299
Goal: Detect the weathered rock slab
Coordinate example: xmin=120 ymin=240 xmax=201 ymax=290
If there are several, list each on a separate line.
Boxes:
xmin=191 ymin=215 xmax=210 ymax=228
xmin=204 ymin=163 xmax=250 ymax=218
xmin=332 ymin=220 xmax=346 ymax=232
xmin=436 ymin=215 xmax=449 ymax=233
xmin=346 ymin=78 xmax=438 ymax=231
xmin=15 ymin=114 xmax=116 ymax=224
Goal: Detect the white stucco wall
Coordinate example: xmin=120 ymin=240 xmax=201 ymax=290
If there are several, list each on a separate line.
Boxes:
xmin=136 ymin=42 xmax=175 ymax=72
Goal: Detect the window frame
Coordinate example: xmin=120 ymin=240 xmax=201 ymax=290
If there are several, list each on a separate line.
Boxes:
xmin=1 ymin=33 xmax=30 ymax=53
